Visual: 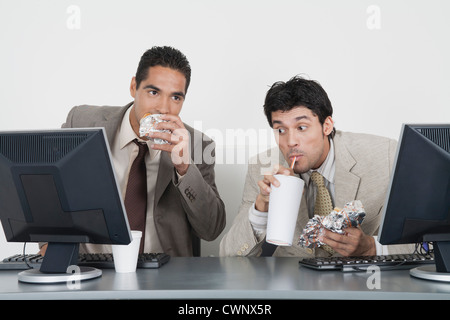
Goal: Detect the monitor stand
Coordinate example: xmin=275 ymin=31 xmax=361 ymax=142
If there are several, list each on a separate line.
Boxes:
xmin=17 ymin=242 xmax=102 ymax=284
xmin=18 ymin=266 xmax=102 ymax=284
xmin=410 ymin=241 xmax=450 ymax=282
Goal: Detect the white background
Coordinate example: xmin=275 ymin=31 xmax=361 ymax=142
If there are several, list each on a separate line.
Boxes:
xmin=0 ymin=0 xmax=449 ymax=257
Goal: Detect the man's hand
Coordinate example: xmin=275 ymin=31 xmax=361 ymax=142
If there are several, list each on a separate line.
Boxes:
xmin=149 ymin=114 xmax=190 ymax=176
xmin=320 ymin=226 xmax=376 ymax=256
xmin=255 ymin=165 xmax=293 ymax=212
xmin=38 ymin=243 xmax=48 ymax=256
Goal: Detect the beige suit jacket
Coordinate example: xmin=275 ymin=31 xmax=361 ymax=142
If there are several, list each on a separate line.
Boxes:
xmin=62 ymin=102 xmax=226 ymax=256
xmin=220 ymin=130 xmax=413 ymax=257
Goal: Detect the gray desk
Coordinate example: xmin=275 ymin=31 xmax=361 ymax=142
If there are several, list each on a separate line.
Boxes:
xmin=0 ymin=257 xmax=450 ymax=300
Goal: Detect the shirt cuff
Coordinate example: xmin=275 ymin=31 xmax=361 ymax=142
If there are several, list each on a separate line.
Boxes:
xmin=373 ymin=236 xmax=388 ymax=255
xmin=176 ymin=170 xmax=185 ymax=182
xmin=173 ymin=167 xmax=186 ymax=186
xmin=248 ymin=203 xmax=268 ymax=238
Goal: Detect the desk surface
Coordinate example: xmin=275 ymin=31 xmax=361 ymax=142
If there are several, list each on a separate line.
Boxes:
xmin=1 ymin=257 xmax=450 ymax=300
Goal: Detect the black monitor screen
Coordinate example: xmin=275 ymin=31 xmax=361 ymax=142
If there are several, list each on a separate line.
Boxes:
xmin=379 ymin=124 xmax=450 ymax=274
xmin=0 ymin=128 xmax=131 ymax=275
xmin=379 ymin=124 xmax=450 ymax=245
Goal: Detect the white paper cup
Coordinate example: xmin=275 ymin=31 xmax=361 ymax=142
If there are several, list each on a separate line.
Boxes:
xmin=266 ymin=175 xmax=304 ymax=246
xmin=112 ymin=230 xmax=142 ymax=273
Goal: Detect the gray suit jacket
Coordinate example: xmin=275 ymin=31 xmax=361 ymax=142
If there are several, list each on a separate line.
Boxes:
xmin=220 ymin=130 xmax=413 ymax=257
xmin=62 ymin=102 xmax=226 ymax=256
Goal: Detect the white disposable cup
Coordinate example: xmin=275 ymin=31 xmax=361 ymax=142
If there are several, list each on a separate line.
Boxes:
xmin=112 ymin=230 xmax=142 ymax=273
xmin=266 ymin=175 xmax=304 ymax=246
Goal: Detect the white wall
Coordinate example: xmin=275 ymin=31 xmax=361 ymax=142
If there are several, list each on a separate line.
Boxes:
xmin=1 ymin=0 xmax=449 ymax=257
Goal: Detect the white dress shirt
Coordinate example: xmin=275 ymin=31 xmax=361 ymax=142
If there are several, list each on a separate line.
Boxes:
xmin=81 ymin=106 xmax=163 ymax=253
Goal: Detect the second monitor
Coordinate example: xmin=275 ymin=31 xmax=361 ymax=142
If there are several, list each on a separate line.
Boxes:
xmin=379 ymin=123 xmax=450 ymax=281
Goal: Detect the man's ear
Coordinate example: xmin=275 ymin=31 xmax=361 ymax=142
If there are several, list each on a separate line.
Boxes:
xmin=130 ymin=77 xmax=137 ymax=98
xmin=323 ymin=116 xmax=334 ymax=136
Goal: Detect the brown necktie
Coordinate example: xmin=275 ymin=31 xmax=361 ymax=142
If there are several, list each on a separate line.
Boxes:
xmin=124 ymin=139 xmax=148 ymax=253
xmin=310 ymin=171 xmax=335 ymax=255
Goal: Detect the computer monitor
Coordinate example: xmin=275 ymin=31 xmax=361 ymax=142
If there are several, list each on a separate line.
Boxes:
xmin=0 ymin=128 xmax=131 ymax=283
xmin=379 ymin=124 xmax=450 ymax=282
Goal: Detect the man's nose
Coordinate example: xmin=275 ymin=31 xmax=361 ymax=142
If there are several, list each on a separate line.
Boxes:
xmin=287 ymin=130 xmax=299 ymax=148
xmin=156 ymin=97 xmax=171 ymax=114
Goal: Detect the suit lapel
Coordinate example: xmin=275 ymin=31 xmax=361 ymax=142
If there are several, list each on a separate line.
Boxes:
xmin=94 ymin=103 xmax=132 ymax=147
xmin=333 ymin=135 xmax=360 ymax=208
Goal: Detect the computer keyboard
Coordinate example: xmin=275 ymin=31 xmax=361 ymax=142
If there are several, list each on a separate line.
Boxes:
xmin=299 ymin=253 xmax=434 ymax=272
xmin=0 ymin=253 xmax=170 ymax=270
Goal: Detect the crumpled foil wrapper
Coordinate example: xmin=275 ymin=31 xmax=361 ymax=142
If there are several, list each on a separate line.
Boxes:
xmin=139 ymin=113 xmax=170 ymax=144
xmin=298 ymin=200 xmax=366 ymax=249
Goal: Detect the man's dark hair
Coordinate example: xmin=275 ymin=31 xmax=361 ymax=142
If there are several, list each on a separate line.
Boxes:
xmin=135 ymin=46 xmax=191 ymax=93
xmin=263 ymin=75 xmax=336 ymax=138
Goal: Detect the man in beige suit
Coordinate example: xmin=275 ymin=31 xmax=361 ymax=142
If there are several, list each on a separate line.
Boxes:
xmin=220 ymin=75 xmax=411 ymax=257
xmin=41 ymin=46 xmax=226 ymax=257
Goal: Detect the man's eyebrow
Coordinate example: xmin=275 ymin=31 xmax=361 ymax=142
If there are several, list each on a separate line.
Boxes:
xmin=173 ymin=91 xmax=186 ymax=98
xmin=272 ymin=120 xmax=283 ymax=126
xmin=143 ymin=84 xmax=160 ymax=91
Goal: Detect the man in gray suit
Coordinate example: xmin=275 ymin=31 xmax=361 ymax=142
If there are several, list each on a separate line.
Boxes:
xmin=41 ymin=46 xmax=225 ymax=257
xmin=220 ymin=75 xmax=411 ymax=257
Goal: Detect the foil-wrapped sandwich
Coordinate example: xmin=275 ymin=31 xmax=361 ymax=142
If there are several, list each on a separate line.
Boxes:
xmin=139 ymin=113 xmax=170 ymax=144
xmin=298 ymin=200 xmax=366 ymax=249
